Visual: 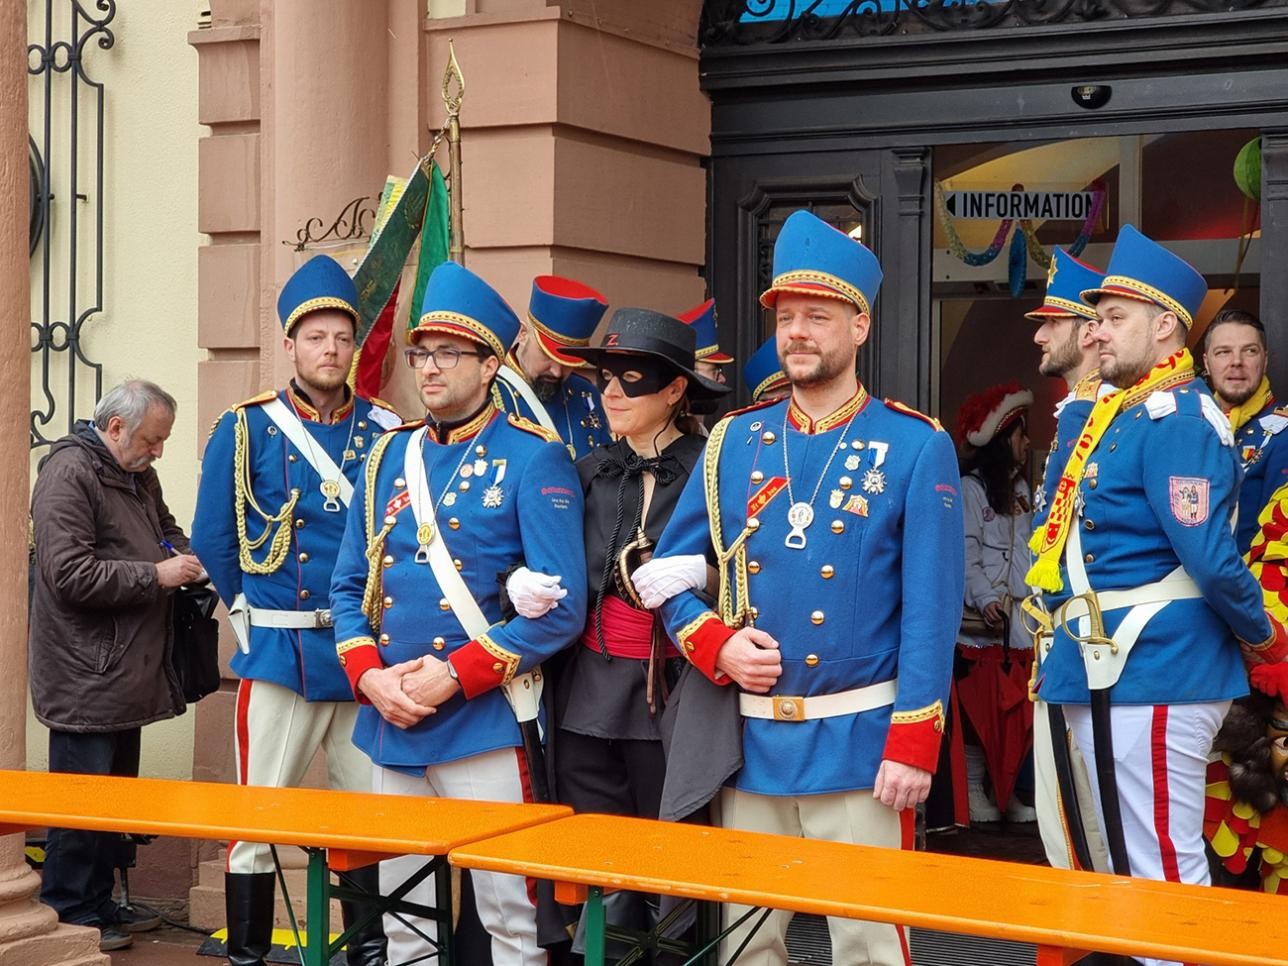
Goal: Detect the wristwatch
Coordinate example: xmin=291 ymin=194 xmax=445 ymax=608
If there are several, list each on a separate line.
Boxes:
xmin=446 ymin=659 xmax=459 ymax=681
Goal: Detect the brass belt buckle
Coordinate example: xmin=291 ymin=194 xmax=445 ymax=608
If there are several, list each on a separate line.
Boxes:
xmin=772 ymin=694 xmax=805 ymax=722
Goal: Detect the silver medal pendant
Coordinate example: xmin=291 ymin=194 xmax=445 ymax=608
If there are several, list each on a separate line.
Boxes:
xmin=785 ymin=501 xmax=814 ymax=549
xmin=320 ymin=479 xmax=342 ymax=513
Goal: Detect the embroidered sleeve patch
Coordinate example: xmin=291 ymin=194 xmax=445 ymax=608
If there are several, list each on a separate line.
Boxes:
xmin=1168 ymin=476 xmax=1210 ymax=527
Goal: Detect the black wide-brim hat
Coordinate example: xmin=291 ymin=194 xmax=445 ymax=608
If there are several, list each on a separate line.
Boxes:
xmin=564 ymin=307 xmax=732 ymax=401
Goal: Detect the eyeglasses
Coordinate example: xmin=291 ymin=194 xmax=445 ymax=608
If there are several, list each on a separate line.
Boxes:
xmin=403 ymin=347 xmax=488 ymax=370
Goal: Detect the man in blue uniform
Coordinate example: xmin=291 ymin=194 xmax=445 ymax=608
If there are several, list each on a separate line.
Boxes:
xmin=493 ymin=274 xmax=611 ymax=459
xmin=1028 ymin=227 xmax=1287 ymax=960
xmin=637 ymin=210 xmax=964 ymax=966
xmin=1201 ymin=308 xmax=1288 ymax=552
xmin=329 ymin=261 xmax=587 ymax=965
xmin=1024 ymin=247 xmax=1110 ymax=873
xmin=678 ymin=297 xmax=735 ymax=385
xmin=742 ymin=336 xmax=789 ymax=405
xmin=192 ymin=255 xmax=400 ymax=966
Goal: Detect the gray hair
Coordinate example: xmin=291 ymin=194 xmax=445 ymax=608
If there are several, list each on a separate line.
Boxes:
xmin=92 ymin=379 xmax=177 ymax=432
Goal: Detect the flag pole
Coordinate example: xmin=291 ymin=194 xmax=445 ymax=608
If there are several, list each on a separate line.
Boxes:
xmin=442 ymin=39 xmax=466 ymax=266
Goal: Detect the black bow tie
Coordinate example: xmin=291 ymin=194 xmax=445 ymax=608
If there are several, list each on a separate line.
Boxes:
xmin=592 ymin=446 xmax=681 ymax=486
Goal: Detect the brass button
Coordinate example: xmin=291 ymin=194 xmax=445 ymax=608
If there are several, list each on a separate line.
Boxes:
xmin=492 ymin=662 xmax=505 ymax=673
xmin=382 ymin=554 xmax=394 ymax=568
xmin=439 ymin=598 xmax=451 ymax=611
xmin=748 ymin=561 xmax=761 ymax=575
xmin=394 ymin=477 xmax=406 ymax=488
xmin=449 ymin=517 xmax=460 ymax=530
xmin=838 ymin=476 xmax=852 ymax=490
xmin=432 ymin=636 xmax=446 ymax=651
xmin=749 ymin=606 xmax=759 ymax=620
xmin=295 ymin=519 xmax=305 ymax=530
xmin=1089 ymin=480 xmax=1098 ymax=489
xmin=454 ymin=558 xmax=463 ymax=571
xmin=1084 ymin=519 xmax=1095 ymax=531
xmin=1084 ymin=553 xmax=1094 ymax=564
xmin=299 ymin=589 xmax=311 ymax=601
xmin=288 ymin=453 xmax=297 ymax=463
xmin=746 ymin=517 xmax=760 ymax=531
xmin=805 ymin=654 xmax=820 ymax=667
xmin=684 ymin=640 xmax=695 ymax=653
xmin=750 ymin=470 xmax=765 ymax=484
xmin=820 ymin=565 xmax=835 ymax=579
xmin=384 ymin=514 xmax=397 ymax=526
xmin=459 ymin=481 xmax=470 ymax=491
xmin=831 ymin=520 xmax=845 ymax=534
xmin=358 ymin=420 xmax=368 ymax=429
xmin=382 ymin=595 xmax=393 ymax=608
xmin=761 ymin=431 xmax=777 ymax=444
xmin=379 ymin=633 xmax=390 ymax=646
xmin=476 ymin=445 xmax=487 ymax=457
xmin=810 ymin=610 xmax=825 ymax=625
xmin=298 ymin=552 xmax=309 ymax=564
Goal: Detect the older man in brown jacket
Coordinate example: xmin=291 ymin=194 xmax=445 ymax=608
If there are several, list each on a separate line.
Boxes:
xmin=29 ymin=378 xmax=204 ymax=953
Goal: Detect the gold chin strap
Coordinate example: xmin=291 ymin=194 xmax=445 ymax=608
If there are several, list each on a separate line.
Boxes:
xmin=234 ymin=407 xmax=300 ymax=575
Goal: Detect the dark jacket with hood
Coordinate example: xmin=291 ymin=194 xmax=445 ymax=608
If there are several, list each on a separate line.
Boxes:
xmin=29 ymin=420 xmax=191 ymax=732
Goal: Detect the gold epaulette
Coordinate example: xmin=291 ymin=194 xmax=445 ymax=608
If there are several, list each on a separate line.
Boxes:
xmin=232 ymin=389 xmax=279 ymax=411
xmin=724 ymin=396 xmax=781 ymax=420
xmin=206 ymin=408 xmax=231 ymax=440
xmin=507 ymin=413 xmax=560 ymax=444
xmin=883 ymin=398 xmax=944 ymax=432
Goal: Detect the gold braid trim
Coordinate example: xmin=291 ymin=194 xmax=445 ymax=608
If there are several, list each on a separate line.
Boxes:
xmin=360 ymin=432 xmax=400 ymax=629
xmin=890 ymin=700 xmax=945 ymax=729
xmin=704 ymin=417 xmax=758 ymax=627
xmin=234 ymin=407 xmax=300 ymax=575
xmin=477 ymin=633 xmax=520 ymax=685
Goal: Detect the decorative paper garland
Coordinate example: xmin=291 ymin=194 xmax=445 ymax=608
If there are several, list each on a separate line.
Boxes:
xmin=934 ymin=180 xmax=1108 ymax=295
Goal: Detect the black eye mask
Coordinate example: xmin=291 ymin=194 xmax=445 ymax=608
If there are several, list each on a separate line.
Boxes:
xmin=594 ymin=357 xmax=676 ymax=398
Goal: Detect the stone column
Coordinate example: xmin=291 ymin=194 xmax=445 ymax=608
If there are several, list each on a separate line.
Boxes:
xmin=0 ymin=2 xmax=104 ymax=962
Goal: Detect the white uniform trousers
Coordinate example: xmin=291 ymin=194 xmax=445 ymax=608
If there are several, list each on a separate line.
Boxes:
xmin=1033 ymin=697 xmax=1109 ymax=873
xmin=1064 ymin=700 xmax=1229 ymax=966
xmin=717 ymin=787 xmax=911 ymax=966
xmin=374 ymin=747 xmax=544 ymax=966
xmin=227 ymin=678 xmax=371 ymax=874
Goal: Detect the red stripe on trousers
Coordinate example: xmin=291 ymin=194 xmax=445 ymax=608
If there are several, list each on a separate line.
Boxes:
xmin=1150 ymin=705 xmax=1182 ymax=883
xmin=227 ymin=679 xmax=254 ymax=870
xmin=513 ymin=748 xmax=540 ymax=909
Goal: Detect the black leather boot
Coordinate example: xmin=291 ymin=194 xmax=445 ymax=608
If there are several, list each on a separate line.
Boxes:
xmin=224 ymin=872 xmax=275 ymax=966
xmin=340 ymin=865 xmax=388 ymax=966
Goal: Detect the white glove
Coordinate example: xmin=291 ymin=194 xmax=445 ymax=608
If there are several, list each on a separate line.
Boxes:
xmin=631 ymin=554 xmax=708 ymax=610
xmin=506 ymin=567 xmax=567 ymax=619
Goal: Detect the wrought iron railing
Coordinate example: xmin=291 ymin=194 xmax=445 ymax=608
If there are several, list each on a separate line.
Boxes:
xmin=701 ymin=0 xmax=1275 ymax=44
xmin=27 ymin=0 xmax=113 ymax=448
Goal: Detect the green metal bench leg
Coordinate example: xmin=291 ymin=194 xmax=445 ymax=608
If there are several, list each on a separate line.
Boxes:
xmin=584 ymin=885 xmax=606 ymax=966
xmin=306 ymin=848 xmax=332 ymax=966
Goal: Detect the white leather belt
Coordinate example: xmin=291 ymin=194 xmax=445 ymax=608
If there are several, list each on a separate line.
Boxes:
xmin=1054 ymin=575 xmax=1201 ymax=622
xmin=739 ymin=679 xmax=897 ymax=723
xmin=247 ymin=607 xmax=333 ymax=630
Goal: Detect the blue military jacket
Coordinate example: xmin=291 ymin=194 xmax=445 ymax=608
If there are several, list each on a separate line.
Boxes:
xmin=493 ymin=356 xmax=611 ymax=460
xmin=329 ymin=402 xmax=587 ymax=772
xmin=1233 ymin=397 xmax=1288 ymax=553
xmin=655 ymin=388 xmax=965 ymax=797
xmin=1036 ymin=382 xmax=1269 ymax=706
xmin=192 ymin=387 xmax=400 ymax=701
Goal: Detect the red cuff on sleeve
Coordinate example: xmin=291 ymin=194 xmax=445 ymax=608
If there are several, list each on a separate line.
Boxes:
xmin=677 ymin=612 xmax=736 ymax=685
xmin=1242 ymin=615 xmax=1288 ymax=666
xmin=882 ymin=704 xmax=946 ymax=773
xmin=450 ymin=634 xmax=519 ymax=700
xmin=338 ymin=638 xmax=383 ymax=703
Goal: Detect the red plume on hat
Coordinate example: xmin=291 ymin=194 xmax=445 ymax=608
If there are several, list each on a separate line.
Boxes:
xmin=956 ymin=382 xmax=1034 ymax=448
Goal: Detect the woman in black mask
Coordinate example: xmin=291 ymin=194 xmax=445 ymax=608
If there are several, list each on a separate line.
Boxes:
xmin=551 ymin=307 xmax=727 ymax=954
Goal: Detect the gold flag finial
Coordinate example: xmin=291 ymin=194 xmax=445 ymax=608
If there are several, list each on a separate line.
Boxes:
xmin=442 ymin=39 xmax=465 ymax=117
xmin=442 ymin=39 xmax=466 ymax=265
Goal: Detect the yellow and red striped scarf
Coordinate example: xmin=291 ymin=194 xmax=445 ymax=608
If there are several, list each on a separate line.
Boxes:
xmin=1026 ymin=348 xmax=1195 ymax=592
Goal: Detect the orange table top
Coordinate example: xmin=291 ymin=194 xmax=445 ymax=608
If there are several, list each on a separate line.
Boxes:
xmin=0 ymin=769 xmax=570 ymax=855
xmin=449 ymin=813 xmax=1288 ymax=966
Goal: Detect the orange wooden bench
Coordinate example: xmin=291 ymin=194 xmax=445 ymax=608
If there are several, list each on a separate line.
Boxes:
xmin=450 ymin=812 xmax=1288 ymax=966
xmin=0 ymin=769 xmax=570 ymax=965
